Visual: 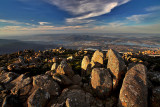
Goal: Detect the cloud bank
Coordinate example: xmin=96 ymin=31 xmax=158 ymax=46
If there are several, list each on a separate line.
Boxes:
xmin=46 ymin=0 xmax=130 ymax=23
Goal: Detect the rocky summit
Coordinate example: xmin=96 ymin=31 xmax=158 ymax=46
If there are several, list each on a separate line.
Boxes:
xmin=0 ymin=47 xmax=160 ymax=107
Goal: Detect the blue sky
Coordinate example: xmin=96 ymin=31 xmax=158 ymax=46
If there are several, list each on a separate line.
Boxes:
xmin=0 ymin=0 xmax=160 ymax=36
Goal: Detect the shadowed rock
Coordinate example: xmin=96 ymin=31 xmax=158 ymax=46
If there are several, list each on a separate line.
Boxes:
xmin=27 ymin=88 xmax=50 ymax=107
xmin=91 ymin=68 xmax=112 ymax=98
xmin=147 ymin=72 xmax=160 ymax=85
xmin=52 ymin=74 xmax=73 ymax=86
xmin=52 ymin=89 xmax=103 ymax=107
xmin=2 ymin=95 xmax=21 ymax=107
xmin=150 ymin=86 xmax=160 ymax=107
xmin=33 ymin=75 xmax=60 ymax=96
xmin=107 ymin=49 xmax=126 ymax=89
xmin=118 ymin=64 xmax=148 ymax=107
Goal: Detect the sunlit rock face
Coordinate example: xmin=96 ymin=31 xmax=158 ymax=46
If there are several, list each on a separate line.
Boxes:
xmin=118 ymin=64 xmax=148 ymax=107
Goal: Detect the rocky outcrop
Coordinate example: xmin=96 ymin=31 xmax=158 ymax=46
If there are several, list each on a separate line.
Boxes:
xmin=81 ymin=56 xmax=91 ymax=76
xmin=33 ymin=75 xmax=60 ymax=96
xmin=91 ymin=50 xmax=104 ymax=68
xmin=27 ymin=88 xmax=50 ymax=107
xmin=52 ymin=89 xmax=103 ymax=107
xmin=107 ymin=49 xmax=126 ymax=89
xmin=56 ymin=60 xmax=74 ymax=78
xmin=91 ymin=68 xmax=112 ymax=98
xmin=118 ymin=64 xmax=148 ymax=107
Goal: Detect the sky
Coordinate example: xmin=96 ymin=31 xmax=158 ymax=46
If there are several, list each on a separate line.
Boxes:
xmin=0 ymin=0 xmax=160 ymax=36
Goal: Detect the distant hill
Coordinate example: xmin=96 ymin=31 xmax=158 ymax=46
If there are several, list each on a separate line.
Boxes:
xmin=0 ymin=39 xmax=58 ymax=55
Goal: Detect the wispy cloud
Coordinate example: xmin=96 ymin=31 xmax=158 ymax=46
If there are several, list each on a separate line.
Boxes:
xmin=46 ymin=0 xmax=130 ymax=23
xmin=146 ymin=5 xmax=160 ymax=12
xmin=38 ymin=22 xmax=51 ymax=25
xmin=0 ymin=19 xmax=23 ymax=25
xmin=126 ymin=14 xmax=152 ymax=23
xmin=0 ymin=19 xmax=33 ymax=26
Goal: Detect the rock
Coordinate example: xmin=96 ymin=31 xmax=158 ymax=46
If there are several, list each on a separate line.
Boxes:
xmin=5 ymin=74 xmax=28 ymax=90
xmin=81 ymin=56 xmax=91 ymax=76
xmin=118 ymin=64 xmax=148 ymax=107
xmin=45 ymin=70 xmax=56 ymax=76
xmin=0 ymin=67 xmax=5 ymax=72
xmin=105 ymin=96 xmax=117 ymax=107
xmin=11 ymin=77 xmax=32 ymax=96
xmin=51 ymin=63 xmax=58 ymax=71
xmin=147 ymin=72 xmax=160 ymax=85
xmin=53 ymin=89 xmax=103 ymax=107
xmin=72 ymin=75 xmax=82 ymax=85
xmin=91 ymin=50 xmax=104 ymax=68
xmin=33 ymin=75 xmax=60 ymax=96
xmin=2 ymin=95 xmax=22 ymax=107
xmin=0 ymin=71 xmax=19 ymax=84
xmin=67 ymin=56 xmax=74 ymax=61
xmin=0 ymin=84 xmax=5 ymax=92
xmin=107 ymin=49 xmax=126 ymax=89
xmin=27 ymin=88 xmax=50 ymax=107
xmin=52 ymin=57 xmax=57 ymax=63
xmin=91 ymin=68 xmax=112 ymax=98
xmin=52 ymin=74 xmax=73 ymax=86
xmin=56 ymin=60 xmax=74 ymax=78
xmin=150 ymin=86 xmax=160 ymax=107
xmin=18 ymin=56 xmax=25 ymax=64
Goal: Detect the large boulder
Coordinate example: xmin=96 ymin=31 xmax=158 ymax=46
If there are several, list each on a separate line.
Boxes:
xmin=33 ymin=75 xmax=60 ymax=96
xmin=150 ymin=86 xmax=160 ymax=107
xmin=81 ymin=56 xmax=91 ymax=76
xmin=91 ymin=68 xmax=112 ymax=98
xmin=91 ymin=50 xmax=104 ymax=68
xmin=27 ymin=88 xmax=50 ymax=107
xmin=118 ymin=64 xmax=148 ymax=107
xmin=56 ymin=60 xmax=74 ymax=78
xmin=72 ymin=74 xmax=82 ymax=85
xmin=52 ymin=89 xmax=103 ymax=107
xmin=107 ymin=49 xmax=126 ymax=89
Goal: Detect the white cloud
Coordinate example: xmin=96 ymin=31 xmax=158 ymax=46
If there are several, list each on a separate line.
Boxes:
xmin=0 ymin=19 xmax=34 ymax=26
xmin=146 ymin=6 xmax=160 ymax=12
xmin=126 ymin=14 xmax=152 ymax=23
xmin=0 ymin=19 xmax=23 ymax=25
xmin=108 ymin=21 xmax=126 ymax=27
xmin=66 ymin=18 xmax=95 ymax=24
xmin=46 ymin=0 xmax=130 ymax=23
xmin=38 ymin=22 xmax=51 ymax=25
